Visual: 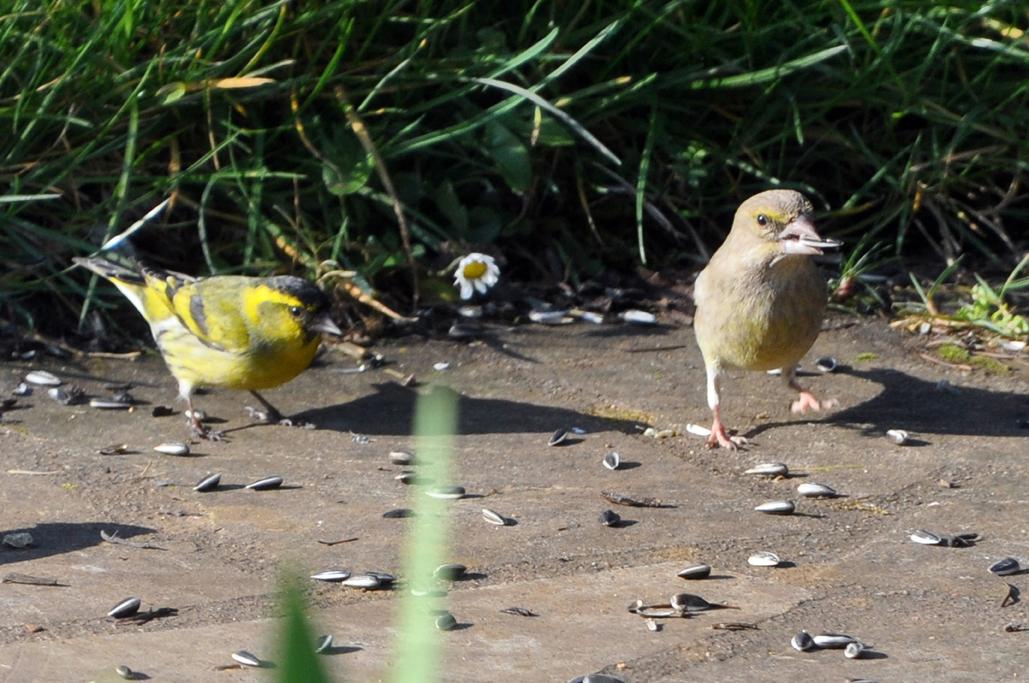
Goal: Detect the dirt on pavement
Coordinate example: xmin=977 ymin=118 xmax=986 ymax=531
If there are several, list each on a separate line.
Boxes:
xmin=0 ymin=316 xmax=1026 ymax=682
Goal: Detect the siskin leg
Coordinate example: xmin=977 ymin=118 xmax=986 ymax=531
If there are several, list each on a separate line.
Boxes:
xmin=186 ymin=395 xmax=223 ymax=441
xmin=246 ymin=391 xmax=310 ymax=428
xmin=705 ymin=364 xmax=746 ymax=450
xmin=784 ymin=366 xmax=838 ymax=414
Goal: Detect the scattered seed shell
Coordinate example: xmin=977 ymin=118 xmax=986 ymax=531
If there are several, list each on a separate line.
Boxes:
xmin=389 ymin=450 xmax=416 ymax=466
xmin=311 ymin=569 xmax=351 ymax=583
xmin=315 ymin=635 xmax=333 ymax=654
xmin=89 ymin=398 xmax=131 ymax=410
xmin=115 ymin=664 xmax=134 ymax=679
xmin=812 ymin=633 xmax=857 ymax=648
xmin=107 ymin=597 xmax=141 ymax=619
xmin=791 ymin=631 xmax=816 ymax=652
xmin=748 ymin=551 xmax=781 ymax=567
xmin=566 ymin=675 xmax=627 ymax=683
xmin=599 ymin=509 xmax=621 ymax=527
xmin=245 ymin=476 xmax=283 ymax=491
xmin=154 ymin=442 xmax=190 ymax=456
xmin=796 ymin=482 xmax=837 ymax=498
xmin=989 ymin=557 xmax=1020 ymax=576
xmin=433 ymin=563 xmax=467 ymax=581
xmin=909 ymin=529 xmax=944 ymax=545
xmin=677 ymin=564 xmax=712 ymax=580
xmin=432 ymin=361 xmax=451 ymax=371
xmin=395 ymin=472 xmax=425 ymax=485
xmin=754 ymin=500 xmax=795 ymax=515
xmin=231 ymin=650 xmax=261 ymax=667
xmin=815 ymin=356 xmax=838 ymax=373
xmin=2 ymin=532 xmax=34 ymax=548
xmin=426 ymin=485 xmax=465 ymax=500
xmin=670 ymin=593 xmax=712 ymax=612
xmin=435 ymin=612 xmax=457 ymax=631
xmin=886 ymin=428 xmax=909 ymax=445
xmin=342 ymin=574 xmax=382 ymax=589
xmin=25 ymin=370 xmax=61 ymax=386
xmin=744 ymin=463 xmax=788 ymax=477
xmin=844 ymin=642 xmax=867 ymax=659
xmin=528 ymin=309 xmax=572 ymax=325
xmin=646 ymin=618 xmax=660 ymax=632
xmin=383 ymin=508 xmax=415 ymax=518
xmin=98 ymin=444 xmax=130 ymax=455
xmin=13 ymin=382 xmax=31 ymax=396
xmin=602 ymin=451 xmax=621 ymax=470
xmin=481 ymin=508 xmax=507 ymax=526
xmin=578 ymin=311 xmax=606 ymax=324
xmin=548 ymin=429 xmax=569 ymax=446
xmin=47 ymin=387 xmax=72 ymax=405
xmin=184 ymin=409 xmax=207 ymax=421
xmin=193 ymin=473 xmax=221 ymax=492
xmin=619 ymin=309 xmax=656 ymax=325
xmin=685 ymin=423 xmax=711 ymax=437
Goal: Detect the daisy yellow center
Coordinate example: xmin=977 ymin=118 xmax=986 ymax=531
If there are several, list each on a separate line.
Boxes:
xmin=463 ymin=261 xmax=487 ymax=279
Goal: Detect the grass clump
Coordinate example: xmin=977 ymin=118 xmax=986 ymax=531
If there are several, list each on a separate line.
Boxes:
xmin=2 ymin=2 xmax=1028 ymax=336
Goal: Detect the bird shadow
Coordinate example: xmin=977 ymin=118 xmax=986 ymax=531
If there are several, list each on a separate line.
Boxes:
xmin=299 ymin=383 xmax=642 ymax=436
xmin=744 ymin=367 xmax=1028 ymax=441
xmin=0 ymin=522 xmax=154 ymax=566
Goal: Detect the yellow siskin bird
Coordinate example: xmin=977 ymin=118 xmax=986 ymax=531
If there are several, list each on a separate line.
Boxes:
xmin=74 ymin=256 xmax=342 ymax=439
xmin=693 ymin=190 xmax=841 ymax=450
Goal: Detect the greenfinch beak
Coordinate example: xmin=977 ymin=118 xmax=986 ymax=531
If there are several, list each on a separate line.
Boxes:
xmin=310 ymin=313 xmax=343 ymax=336
xmin=778 ymin=215 xmax=842 ymax=255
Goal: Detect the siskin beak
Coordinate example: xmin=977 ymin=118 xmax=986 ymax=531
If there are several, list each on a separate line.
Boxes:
xmin=309 ymin=313 xmax=343 ymax=336
xmin=778 ymin=215 xmax=842 ymax=256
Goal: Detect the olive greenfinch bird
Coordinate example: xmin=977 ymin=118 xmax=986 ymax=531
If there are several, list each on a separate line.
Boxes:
xmin=693 ymin=190 xmax=841 ymax=450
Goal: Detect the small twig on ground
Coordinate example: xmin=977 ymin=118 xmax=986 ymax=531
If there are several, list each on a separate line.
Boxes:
xmin=100 ymin=530 xmax=167 ymax=551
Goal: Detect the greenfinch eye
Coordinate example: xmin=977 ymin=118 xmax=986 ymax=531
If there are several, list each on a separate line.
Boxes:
xmin=756 ymin=214 xmax=768 ymax=226
xmin=289 ymin=306 xmax=304 ymax=317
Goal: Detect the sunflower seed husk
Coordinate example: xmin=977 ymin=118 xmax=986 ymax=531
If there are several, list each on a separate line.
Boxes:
xmin=151 ymin=405 xmax=175 ymax=417
xmin=245 ymin=476 xmax=283 ymax=490
xmin=747 ymin=551 xmax=781 ymax=567
xmin=115 ymin=664 xmax=134 ymax=679
xmin=315 ymin=634 xmax=333 ymax=654
xmin=432 ymin=361 xmax=451 ymax=371
xmin=231 ymin=650 xmax=261 ymax=667
xmin=646 ymin=618 xmax=660 ymax=632
xmin=107 ymin=597 xmax=141 ymax=619
xmin=383 ymin=508 xmax=415 ymax=518
xmin=25 ymin=370 xmax=61 ymax=386
xmin=528 ymin=309 xmax=572 ymax=325
xmin=754 ymin=500 xmax=795 ymax=515
xmin=676 ymin=564 xmax=712 ymax=580
xmin=886 ymin=428 xmax=909 ymax=445
xmin=2 ymin=532 xmax=34 ymax=548
xmin=599 ymin=509 xmax=621 ymax=526
xmin=12 ymin=382 xmax=31 ymax=396
xmin=744 ymin=462 xmax=788 ymax=477
xmin=366 ymin=571 xmax=397 ymax=584
xmin=815 ymin=356 xmax=838 ymax=373
xmin=670 ymin=593 xmax=712 ymax=612
xmin=457 ymin=305 xmax=483 ymax=318
xmin=481 ymin=508 xmax=507 ymax=526
xmin=500 ymin=606 xmax=538 ymax=617
xmin=311 ymin=569 xmax=351 ymax=583
xmin=433 ymin=563 xmax=467 ymax=581
xmin=844 ymin=642 xmax=867 ymax=659
xmin=343 ymin=574 xmax=382 ymax=589
xmin=685 ymin=423 xmax=711 ymax=437
xmin=796 ymin=482 xmax=837 ymax=498
xmin=154 ymin=442 xmax=190 ymax=456
xmin=395 ymin=472 xmax=427 ymax=486
xmin=47 ymin=387 xmax=75 ymax=405
xmin=435 ymin=612 xmax=457 ymax=631
xmin=184 ymin=409 xmax=207 ymax=421
xmin=389 ymin=450 xmax=416 ymax=466
xmin=548 ymin=429 xmax=568 ymax=446
xmin=426 ymin=485 xmax=465 ymax=500
xmin=89 ymin=397 xmax=132 ymax=410
xmin=578 ymin=311 xmax=606 ymax=324
xmin=193 ymin=473 xmax=221 ymax=492
xmin=812 ymin=633 xmax=857 ymax=648
xmin=989 ymin=557 xmax=1021 ymax=576
xmin=448 ymin=323 xmax=481 ymax=339
xmin=566 ymin=675 xmax=627 ymax=683
xmin=791 ymin=631 xmax=816 ymax=651
xmin=602 ymin=451 xmax=621 ymax=470
xmin=909 ymin=529 xmax=944 ymax=545
xmin=619 ymin=309 xmax=656 ymax=325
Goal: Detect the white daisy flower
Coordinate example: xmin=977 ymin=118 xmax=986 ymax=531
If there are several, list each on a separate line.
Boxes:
xmin=453 ymin=253 xmax=500 ymax=300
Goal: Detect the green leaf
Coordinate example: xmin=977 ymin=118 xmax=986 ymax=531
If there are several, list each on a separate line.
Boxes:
xmin=276 ymin=577 xmax=332 ymax=683
xmin=485 ymin=121 xmax=531 ymax=193
xmin=322 ymin=133 xmax=373 ymax=196
xmin=467 ymin=206 xmax=502 ymax=243
xmin=433 ymin=181 xmax=468 ymax=234
xmin=156 ymin=82 xmax=187 ymax=105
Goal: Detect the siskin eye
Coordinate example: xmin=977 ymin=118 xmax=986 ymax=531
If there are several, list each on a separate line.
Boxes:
xmin=289 ymin=306 xmax=304 ymax=317
xmin=756 ymin=214 xmax=768 ymax=226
